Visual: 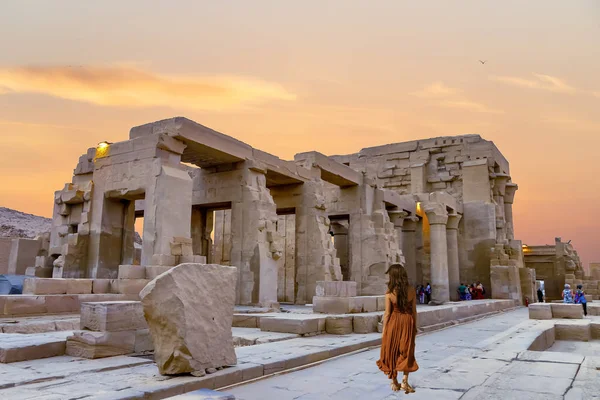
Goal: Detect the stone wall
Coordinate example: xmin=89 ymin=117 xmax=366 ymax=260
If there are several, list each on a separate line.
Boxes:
xmin=0 ymin=238 xmax=12 ymax=275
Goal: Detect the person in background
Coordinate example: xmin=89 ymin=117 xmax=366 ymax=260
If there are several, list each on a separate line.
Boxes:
xmin=537 ymin=287 xmax=544 ymax=303
xmin=474 ymin=281 xmax=484 ymax=300
xmin=562 ymin=284 xmax=574 ymax=304
xmin=574 ymin=284 xmax=587 ymax=316
xmin=424 ymin=283 xmax=431 ymax=304
xmin=418 ymin=285 xmax=425 ymax=304
xmin=458 ymin=283 xmax=467 ymax=301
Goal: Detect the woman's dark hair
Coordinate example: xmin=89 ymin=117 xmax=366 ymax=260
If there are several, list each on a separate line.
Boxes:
xmin=577 ymin=284 xmax=583 ymax=290
xmin=386 ymin=263 xmax=410 ymax=314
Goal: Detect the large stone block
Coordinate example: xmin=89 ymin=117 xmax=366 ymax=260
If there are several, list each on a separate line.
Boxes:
xmin=92 ymin=279 xmax=111 ymax=294
xmin=315 ymin=281 xmax=357 ymax=297
xmin=145 ymin=265 xmax=173 ymax=280
xmin=312 ymin=296 xmax=350 ymax=314
xmin=66 ymin=330 xmax=136 ymax=358
xmin=232 ymin=314 xmax=258 ymax=328
xmin=110 ymin=279 xmax=150 ymax=295
xmin=260 ymin=316 xmax=326 ymax=335
xmin=555 ymin=322 xmax=591 ymax=342
xmin=118 ymin=265 xmax=146 ymax=279
xmin=140 ymin=263 xmax=238 ymax=375
xmin=66 ymin=279 xmax=93 ymax=294
xmin=325 ymin=315 xmax=353 ymax=335
xmin=80 ymin=301 xmax=147 ymax=332
xmin=551 ymin=303 xmax=584 ymax=319
xmin=353 ymin=313 xmax=380 ymax=333
xmin=134 ymin=329 xmax=154 ymax=353
xmin=22 ymin=278 xmax=68 ymax=295
xmin=3 ymin=296 xmax=47 ymax=315
xmin=528 ymin=303 xmax=552 ymax=320
xmin=45 ymin=295 xmax=80 ymax=313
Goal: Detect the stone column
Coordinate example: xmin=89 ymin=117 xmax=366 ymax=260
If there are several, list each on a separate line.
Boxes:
xmin=401 ymin=216 xmax=419 ymax=287
xmin=424 ymin=203 xmax=449 ymax=304
xmin=446 ymin=213 xmax=462 ymax=301
xmin=504 ymin=183 xmax=518 ymax=240
xmin=388 ymin=210 xmax=408 ymax=251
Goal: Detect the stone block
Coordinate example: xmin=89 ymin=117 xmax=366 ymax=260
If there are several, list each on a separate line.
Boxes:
xmin=110 ymin=279 xmax=150 ymax=295
xmin=179 ymin=255 xmax=207 ymax=264
xmin=45 ymin=295 xmax=80 ymax=314
xmin=312 ymin=296 xmax=350 ymax=314
xmin=325 ymin=315 xmax=353 ymax=335
xmin=551 ymin=303 xmax=584 ymax=319
xmin=134 ymin=329 xmax=154 ymax=353
xmin=145 ymin=265 xmax=174 ymax=280
xmin=260 ymin=316 xmax=325 ymax=335
xmin=315 ymin=281 xmax=357 ymax=297
xmin=66 ymin=279 xmax=93 ymax=294
xmin=376 ymin=296 xmax=387 ymax=311
xmin=118 ymin=265 xmax=146 ymax=279
xmin=92 ymin=279 xmax=111 ymax=294
xmin=25 ymin=266 xmax=53 ymax=278
xmin=22 ymin=278 xmax=68 ymax=295
xmin=80 ymin=301 xmax=147 ymax=332
xmin=66 ymin=330 xmax=136 ymax=359
xmin=555 ymin=322 xmax=591 ymax=341
xmin=0 ymin=332 xmax=69 ymax=363
xmin=151 ymin=254 xmax=178 ymax=266
xmin=3 ymin=296 xmax=47 ymax=316
xmin=528 ymin=303 xmax=552 ymax=320
xmin=232 ymin=314 xmax=258 ymax=328
xmin=353 ymin=313 xmax=380 ymax=333
xmin=140 ymin=263 xmax=238 ymax=375
xmin=349 ymin=296 xmax=379 ymax=313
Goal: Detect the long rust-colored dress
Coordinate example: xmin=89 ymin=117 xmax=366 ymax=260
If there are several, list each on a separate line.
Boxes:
xmin=376 ymin=287 xmax=419 ymax=379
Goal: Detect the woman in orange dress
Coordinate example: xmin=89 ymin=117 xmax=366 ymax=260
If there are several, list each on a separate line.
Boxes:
xmin=376 ymin=263 xmax=419 ymax=393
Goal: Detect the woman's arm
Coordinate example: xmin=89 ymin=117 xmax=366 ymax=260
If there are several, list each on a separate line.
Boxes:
xmin=382 ymin=293 xmax=391 ymax=333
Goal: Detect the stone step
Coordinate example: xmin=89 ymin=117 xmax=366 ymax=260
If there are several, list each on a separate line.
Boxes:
xmin=0 ymin=331 xmax=72 ymax=363
xmin=0 ymin=316 xmax=79 ymax=334
xmin=0 ymin=294 xmax=140 ymax=317
xmin=259 ymin=315 xmax=327 ymax=335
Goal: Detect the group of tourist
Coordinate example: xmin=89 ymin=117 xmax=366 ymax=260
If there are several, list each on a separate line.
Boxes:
xmin=415 ymin=283 xmax=431 ymax=304
xmin=457 ymin=282 xmax=485 ymax=301
xmin=562 ymin=283 xmax=588 ymax=316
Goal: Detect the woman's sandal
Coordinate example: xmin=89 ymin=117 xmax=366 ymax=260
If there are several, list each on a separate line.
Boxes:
xmin=401 ymin=380 xmax=415 ymax=394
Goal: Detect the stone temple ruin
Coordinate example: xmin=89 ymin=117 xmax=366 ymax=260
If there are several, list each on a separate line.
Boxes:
xmin=36 ymin=116 xmax=528 ymax=306
xmin=3 ymin=117 xmax=600 ymax=398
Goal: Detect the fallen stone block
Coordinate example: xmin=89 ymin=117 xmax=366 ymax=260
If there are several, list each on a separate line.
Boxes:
xmin=551 ymin=303 xmax=584 ymax=319
xmin=66 ymin=279 xmax=93 ymax=294
xmin=555 ymin=322 xmax=591 ymax=341
xmin=66 ymin=330 xmax=136 ymax=359
xmin=118 ymin=265 xmax=146 ymax=279
xmin=353 ymin=313 xmax=380 ymax=334
xmin=325 ymin=315 xmax=353 ymax=335
xmin=141 ymin=263 xmax=238 ymax=375
xmin=315 ymin=281 xmax=357 ymax=297
xmin=22 ymin=278 xmax=68 ymax=295
xmin=80 ymin=301 xmax=147 ymax=332
xmin=528 ymin=303 xmax=552 ymax=320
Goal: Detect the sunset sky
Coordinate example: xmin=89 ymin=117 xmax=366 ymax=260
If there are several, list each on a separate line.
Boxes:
xmin=0 ymin=1 xmax=599 ymax=266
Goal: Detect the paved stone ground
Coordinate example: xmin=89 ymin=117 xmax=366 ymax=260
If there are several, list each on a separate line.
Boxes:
xmin=227 ymin=308 xmax=599 ymax=400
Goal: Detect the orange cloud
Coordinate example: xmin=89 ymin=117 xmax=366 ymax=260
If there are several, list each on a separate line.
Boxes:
xmin=0 ymin=65 xmax=296 ymax=111
xmin=440 ymin=100 xmax=504 ymax=114
xmin=491 ymin=73 xmax=578 ymax=94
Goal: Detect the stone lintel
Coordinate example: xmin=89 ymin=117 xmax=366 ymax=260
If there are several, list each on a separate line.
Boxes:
xmin=294 ymin=151 xmax=361 ymax=187
xmin=382 ymin=190 xmax=416 ymax=213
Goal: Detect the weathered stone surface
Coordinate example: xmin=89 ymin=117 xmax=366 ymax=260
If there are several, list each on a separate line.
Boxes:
xmin=22 ymin=278 xmax=68 ymax=295
xmin=325 ymin=315 xmax=353 ymax=335
xmin=0 ymin=332 xmax=70 ymax=363
xmin=550 ymin=303 xmax=583 ymax=319
xmin=315 ymin=281 xmax=357 ymax=297
xmin=118 ymin=265 xmax=146 ymax=279
xmin=140 ymin=263 xmax=238 ymax=375
xmin=145 ymin=265 xmax=173 ymax=280
xmin=260 ymin=316 xmax=326 ymax=335
xmin=134 ymin=329 xmax=154 ymax=353
xmin=66 ymin=279 xmax=93 ymax=294
xmin=80 ymin=301 xmax=147 ymax=332
xmin=65 ymin=330 xmax=136 ymax=359
xmin=528 ymin=303 xmax=552 ymax=320
xmin=92 ymin=279 xmax=111 ymax=294
xmin=554 ymin=322 xmax=591 ymax=341
xmin=352 ymin=313 xmax=380 ymax=333
xmin=110 ymin=279 xmax=150 ymax=295
xmin=232 ymin=314 xmax=259 ymax=328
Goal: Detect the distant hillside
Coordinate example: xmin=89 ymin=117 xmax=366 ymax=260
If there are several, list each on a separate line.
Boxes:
xmin=0 ymin=207 xmax=52 ymax=239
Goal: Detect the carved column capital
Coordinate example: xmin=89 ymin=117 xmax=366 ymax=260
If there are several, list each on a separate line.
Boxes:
xmin=446 ymin=213 xmax=462 ymax=230
xmin=388 ymin=210 xmax=409 ymax=228
xmin=492 ymin=173 xmax=511 ymax=196
xmin=401 ymin=215 xmax=419 ymax=232
xmin=423 ymin=202 xmax=448 ymax=225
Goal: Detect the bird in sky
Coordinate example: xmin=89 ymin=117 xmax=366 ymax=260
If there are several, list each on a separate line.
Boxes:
xmin=479 ymin=60 xmax=487 ymax=64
